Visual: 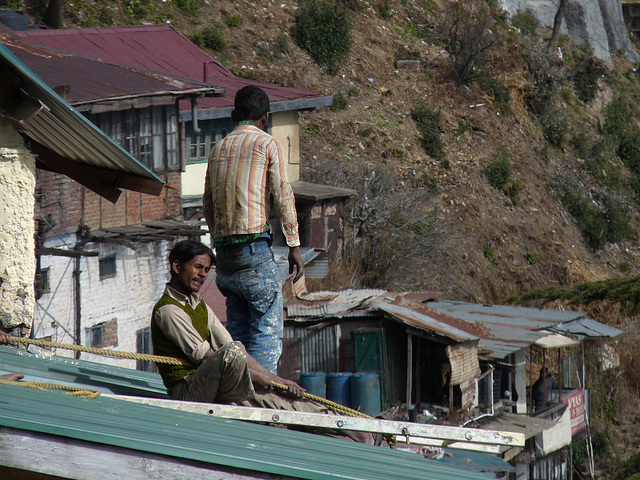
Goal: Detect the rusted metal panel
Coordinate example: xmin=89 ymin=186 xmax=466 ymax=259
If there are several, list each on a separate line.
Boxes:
xmin=18 ymin=24 xmax=331 ymax=114
xmin=5 ymin=34 xmax=222 ymax=106
xmin=285 ymin=323 xmax=339 ymax=373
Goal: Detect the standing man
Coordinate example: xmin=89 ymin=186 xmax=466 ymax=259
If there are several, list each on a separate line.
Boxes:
xmin=203 ymin=85 xmax=304 ymax=373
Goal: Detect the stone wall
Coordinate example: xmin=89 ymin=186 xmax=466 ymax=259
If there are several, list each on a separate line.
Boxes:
xmin=497 ymin=0 xmax=640 ymax=64
xmin=0 ymin=118 xmax=36 ymax=332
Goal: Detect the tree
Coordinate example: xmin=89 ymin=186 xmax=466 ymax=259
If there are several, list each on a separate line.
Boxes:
xmin=42 ymin=0 xmax=64 ymax=28
xmin=548 ymin=0 xmax=569 ymax=53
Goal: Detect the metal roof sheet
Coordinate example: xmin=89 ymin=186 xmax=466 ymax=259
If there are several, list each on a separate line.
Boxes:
xmin=548 ymin=317 xmax=623 ymax=338
xmin=287 ymin=289 xmax=386 ymax=319
xmin=429 ymin=300 xmax=587 ymax=327
xmin=0 ymin=346 xmax=493 ymax=480
xmin=375 ymin=301 xmax=479 ymax=343
xmin=0 ymin=35 xmax=167 ymax=200
xmin=17 ymin=24 xmax=332 ymax=114
xmin=428 ymin=300 xmax=617 ymax=359
xmin=5 ymin=33 xmax=223 ymax=106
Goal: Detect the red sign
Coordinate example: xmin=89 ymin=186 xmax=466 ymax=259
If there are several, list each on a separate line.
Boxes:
xmin=562 ymin=390 xmax=586 ymax=435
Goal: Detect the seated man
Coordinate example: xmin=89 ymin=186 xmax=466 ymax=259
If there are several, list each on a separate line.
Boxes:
xmin=151 ymin=240 xmax=371 ymax=443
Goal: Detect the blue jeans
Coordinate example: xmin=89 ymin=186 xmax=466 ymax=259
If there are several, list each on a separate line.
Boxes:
xmin=215 ymin=240 xmax=283 ymax=373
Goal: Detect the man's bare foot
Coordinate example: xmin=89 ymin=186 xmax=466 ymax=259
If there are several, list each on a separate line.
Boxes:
xmin=0 ymin=373 xmax=24 ymax=381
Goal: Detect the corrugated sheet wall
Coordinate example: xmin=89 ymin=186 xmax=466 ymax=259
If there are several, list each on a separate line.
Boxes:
xmin=285 ymin=324 xmax=339 ymax=372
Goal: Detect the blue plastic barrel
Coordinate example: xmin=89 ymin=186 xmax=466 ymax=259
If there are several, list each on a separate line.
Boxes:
xmin=299 ymin=372 xmax=326 ymax=398
xmin=327 ymin=373 xmax=352 ymax=407
xmin=351 ymin=373 xmax=381 ymax=415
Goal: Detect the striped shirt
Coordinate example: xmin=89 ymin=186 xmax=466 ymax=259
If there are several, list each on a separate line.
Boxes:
xmin=203 ymin=124 xmax=300 ymax=247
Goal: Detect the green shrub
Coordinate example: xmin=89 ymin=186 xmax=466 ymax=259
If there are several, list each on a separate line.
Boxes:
xmin=486 ymin=151 xmax=512 ymax=189
xmin=330 ymin=91 xmax=349 ymax=111
xmin=556 ymin=176 xmax=635 ymax=249
xmin=390 ymin=148 xmax=404 ymax=158
xmin=538 ymin=108 xmax=567 ymax=148
xmin=226 ymin=14 xmax=242 ymax=27
xmin=191 ymin=27 xmax=226 ymax=52
xmin=525 ymin=252 xmax=537 ymax=265
xmin=619 ymin=262 xmax=632 ymax=273
xmin=485 ymin=77 xmax=511 ymax=114
xmin=512 ymin=10 xmax=538 ymax=36
xmin=292 ymin=0 xmax=353 ymax=75
xmin=411 ymin=103 xmax=445 ymax=161
xmin=376 ymin=0 xmax=393 ymax=19
xmin=507 ymin=178 xmax=523 ymax=205
xmin=604 ymin=96 xmax=633 ymax=144
xmin=307 ymin=123 xmax=321 ymax=134
xmin=572 ymin=53 xmax=606 ymax=103
xmin=175 ymin=0 xmax=199 ymax=16
xmin=483 ymin=245 xmax=499 ymax=266
xmin=273 ymin=33 xmax=290 ymax=57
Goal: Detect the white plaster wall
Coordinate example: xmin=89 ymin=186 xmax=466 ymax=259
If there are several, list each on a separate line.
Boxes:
xmin=0 ymin=118 xmax=36 ymax=332
xmin=35 ymin=238 xmax=172 ymax=368
xmin=182 ymin=162 xmax=208 ymax=199
xmin=537 ymin=405 xmax=572 ymax=455
xmin=271 ymin=110 xmax=300 ymax=182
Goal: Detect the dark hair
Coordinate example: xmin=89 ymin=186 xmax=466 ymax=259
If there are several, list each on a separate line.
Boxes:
xmin=232 ymin=85 xmax=270 ymax=122
xmin=168 ymin=240 xmax=215 ymax=276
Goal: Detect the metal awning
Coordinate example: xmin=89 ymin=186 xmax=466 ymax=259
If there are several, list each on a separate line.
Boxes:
xmin=0 ymin=36 xmax=166 ymax=202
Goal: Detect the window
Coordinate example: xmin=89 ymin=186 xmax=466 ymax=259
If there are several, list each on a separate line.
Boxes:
xmin=186 ymin=118 xmax=235 ymax=164
xmin=35 ymin=267 xmax=50 ymax=298
xmin=166 ymin=104 xmax=179 ymax=168
xmin=87 ymin=324 xmax=103 ymax=348
xmin=99 ymin=254 xmax=117 ymax=279
xmin=136 ymin=328 xmax=157 ymax=372
xmin=89 ymin=105 xmax=180 ymax=172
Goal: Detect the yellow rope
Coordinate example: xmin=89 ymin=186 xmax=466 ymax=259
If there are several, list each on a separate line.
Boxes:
xmin=6 ymin=336 xmax=186 ymax=365
xmin=271 ymin=381 xmax=372 ymax=418
xmin=0 ymin=379 xmax=100 ymax=399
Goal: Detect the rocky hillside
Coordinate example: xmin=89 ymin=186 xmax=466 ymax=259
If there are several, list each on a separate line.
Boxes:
xmin=20 ymin=0 xmax=640 ymax=304
xmin=179 ymin=0 xmax=640 ymax=305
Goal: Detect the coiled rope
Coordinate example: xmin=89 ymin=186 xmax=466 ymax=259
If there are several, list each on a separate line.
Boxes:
xmin=0 ymin=378 xmax=101 ymax=399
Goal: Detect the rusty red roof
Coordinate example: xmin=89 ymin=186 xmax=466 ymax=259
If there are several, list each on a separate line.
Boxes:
xmin=18 ymin=24 xmax=331 ymax=115
xmin=3 ymin=32 xmax=222 ymax=107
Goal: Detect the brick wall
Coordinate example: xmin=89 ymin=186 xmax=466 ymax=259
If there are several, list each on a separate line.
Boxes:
xmin=102 ymin=318 xmax=118 ymax=347
xmin=36 ymin=170 xmax=182 ymax=237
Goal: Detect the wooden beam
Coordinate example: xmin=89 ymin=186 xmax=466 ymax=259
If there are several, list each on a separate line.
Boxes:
xmin=0 ymin=427 xmax=274 ymax=480
xmin=106 ymin=396 xmax=526 ymax=449
xmin=36 ymin=248 xmax=99 ymax=258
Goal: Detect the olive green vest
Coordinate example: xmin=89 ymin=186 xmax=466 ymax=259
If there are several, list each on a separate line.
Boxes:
xmin=151 ymin=294 xmax=209 ymax=389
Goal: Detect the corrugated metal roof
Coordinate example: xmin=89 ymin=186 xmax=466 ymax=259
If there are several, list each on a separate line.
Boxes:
xmin=428 ymin=300 xmax=620 ymax=359
xmin=292 ymin=181 xmax=358 ymax=201
xmin=17 ymin=24 xmax=332 ymax=115
xmin=5 ymin=32 xmax=223 ymax=107
xmin=287 ymin=289 xmax=386 ymax=319
xmin=0 ymin=34 xmax=167 ymax=200
xmin=548 ymin=317 xmax=623 ymax=338
xmin=0 ymin=346 xmax=493 ymax=480
xmin=375 ymin=301 xmax=479 ymax=343
xmin=429 ymin=300 xmax=587 ymax=327
xmin=285 ymin=292 xmax=620 ymax=360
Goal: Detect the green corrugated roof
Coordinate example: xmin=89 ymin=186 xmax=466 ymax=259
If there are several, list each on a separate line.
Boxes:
xmin=0 ymin=347 xmax=494 ymax=480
